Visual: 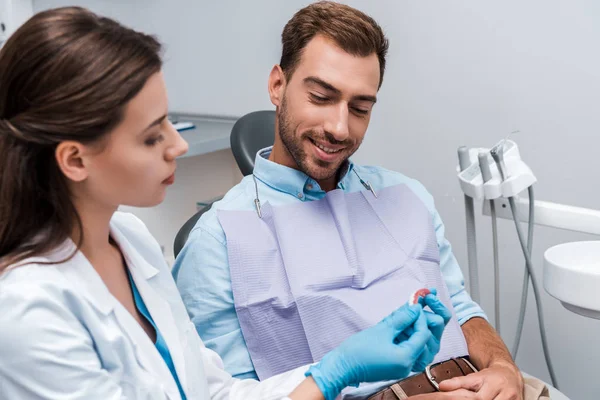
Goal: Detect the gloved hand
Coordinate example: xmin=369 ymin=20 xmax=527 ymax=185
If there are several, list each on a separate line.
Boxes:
xmin=398 ymin=289 xmax=453 ymax=372
xmin=305 ymin=303 xmax=433 ymax=400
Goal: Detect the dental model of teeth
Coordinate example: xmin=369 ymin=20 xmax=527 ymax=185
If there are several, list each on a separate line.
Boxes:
xmin=408 ymin=288 xmax=431 ymax=306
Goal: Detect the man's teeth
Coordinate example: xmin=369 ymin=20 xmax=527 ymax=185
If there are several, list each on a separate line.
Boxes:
xmin=316 ymin=143 xmax=341 ymax=154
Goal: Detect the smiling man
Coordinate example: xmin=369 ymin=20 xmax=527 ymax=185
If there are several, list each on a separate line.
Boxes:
xmin=173 ymin=2 xmax=528 ymax=399
xmin=271 ymin=37 xmax=380 ymax=192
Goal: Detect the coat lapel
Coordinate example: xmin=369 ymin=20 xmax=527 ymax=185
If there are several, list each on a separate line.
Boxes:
xmin=110 ymin=221 xmax=189 ymax=398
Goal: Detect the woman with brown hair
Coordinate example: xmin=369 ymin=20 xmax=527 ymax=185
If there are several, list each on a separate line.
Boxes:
xmin=0 ymin=7 xmax=449 ymax=400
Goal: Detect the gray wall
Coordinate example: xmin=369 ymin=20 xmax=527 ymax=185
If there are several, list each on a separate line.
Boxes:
xmin=35 ymin=0 xmax=306 ymax=116
xmin=33 ymin=1 xmax=600 ymax=398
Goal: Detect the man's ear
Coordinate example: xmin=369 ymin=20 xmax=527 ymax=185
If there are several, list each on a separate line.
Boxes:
xmin=55 ymin=141 xmax=90 ymax=182
xmin=268 ymin=65 xmax=287 ymax=107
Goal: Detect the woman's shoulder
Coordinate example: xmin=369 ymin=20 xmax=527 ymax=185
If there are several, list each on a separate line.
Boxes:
xmin=0 ymin=260 xmax=93 ymax=381
xmin=0 ymin=246 xmax=72 ymax=291
xmin=0 ymin=260 xmax=76 ymax=329
xmin=0 ymin=239 xmax=87 ymax=310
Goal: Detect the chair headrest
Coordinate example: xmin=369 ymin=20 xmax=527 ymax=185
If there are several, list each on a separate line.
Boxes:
xmin=230 ymin=110 xmax=276 ymax=176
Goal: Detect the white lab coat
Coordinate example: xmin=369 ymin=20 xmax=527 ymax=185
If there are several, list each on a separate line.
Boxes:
xmin=0 ymin=212 xmax=308 ymax=400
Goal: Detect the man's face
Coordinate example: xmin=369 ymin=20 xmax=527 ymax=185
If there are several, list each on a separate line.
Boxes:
xmin=271 ymin=35 xmax=381 ymax=182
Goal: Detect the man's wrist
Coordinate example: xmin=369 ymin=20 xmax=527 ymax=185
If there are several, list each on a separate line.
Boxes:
xmin=489 ymin=359 xmax=523 ymax=380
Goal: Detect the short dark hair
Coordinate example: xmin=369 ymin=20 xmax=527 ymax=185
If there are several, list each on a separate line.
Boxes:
xmin=280 ymin=1 xmax=389 ymax=88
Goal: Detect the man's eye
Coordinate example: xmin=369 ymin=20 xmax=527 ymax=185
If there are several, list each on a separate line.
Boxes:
xmin=352 ymin=107 xmax=369 ymax=115
xmin=310 ymin=93 xmax=329 ymax=102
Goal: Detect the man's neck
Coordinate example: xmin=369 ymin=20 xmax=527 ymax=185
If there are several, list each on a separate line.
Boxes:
xmin=317 ymin=175 xmax=338 ymax=192
xmin=268 ymin=136 xmax=296 ymax=170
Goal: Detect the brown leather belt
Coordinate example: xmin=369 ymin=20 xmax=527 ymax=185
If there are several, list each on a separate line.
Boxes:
xmin=367 ymin=357 xmax=478 ymax=399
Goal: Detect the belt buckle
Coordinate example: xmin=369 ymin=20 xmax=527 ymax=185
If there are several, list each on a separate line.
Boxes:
xmin=425 ymin=365 xmax=440 ymax=391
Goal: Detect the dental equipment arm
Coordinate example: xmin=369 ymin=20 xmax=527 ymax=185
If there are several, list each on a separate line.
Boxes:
xmin=458 ymin=147 xmax=480 ymax=303
xmin=486 ymin=143 xmax=535 ymax=358
xmin=510 ymin=187 xmax=535 ymax=359
xmin=490 ymin=144 xmax=558 ymax=389
xmin=478 ymin=152 xmax=501 ymax=334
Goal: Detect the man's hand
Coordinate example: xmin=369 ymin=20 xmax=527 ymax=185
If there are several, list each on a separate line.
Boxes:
xmin=453 ymin=317 xmax=524 ymax=400
xmin=409 ymin=390 xmax=478 ymax=399
xmin=438 ymin=359 xmax=524 ymax=400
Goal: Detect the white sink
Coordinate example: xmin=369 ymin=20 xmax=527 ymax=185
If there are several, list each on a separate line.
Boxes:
xmin=544 ymin=241 xmax=600 ymax=319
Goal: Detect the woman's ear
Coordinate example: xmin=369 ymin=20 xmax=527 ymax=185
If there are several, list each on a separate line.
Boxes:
xmin=55 ymin=141 xmax=89 ymax=182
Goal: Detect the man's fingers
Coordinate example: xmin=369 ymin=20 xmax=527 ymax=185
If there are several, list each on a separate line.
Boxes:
xmin=439 ymin=372 xmax=484 ymax=392
xmin=495 ymin=387 xmax=522 ymax=400
xmin=409 ymin=389 xmax=479 ymax=399
xmin=476 ymin=384 xmax=502 ymax=400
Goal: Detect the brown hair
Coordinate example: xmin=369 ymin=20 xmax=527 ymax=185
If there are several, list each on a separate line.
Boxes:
xmin=0 ymin=7 xmax=162 ymax=271
xmin=280 ymin=1 xmax=389 ymax=88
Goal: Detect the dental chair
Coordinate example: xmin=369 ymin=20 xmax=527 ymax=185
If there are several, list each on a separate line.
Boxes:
xmin=173 ymin=206 xmax=211 ymax=258
xmin=229 ymin=110 xmax=275 ymax=176
xmin=173 ymin=110 xmax=275 ymax=258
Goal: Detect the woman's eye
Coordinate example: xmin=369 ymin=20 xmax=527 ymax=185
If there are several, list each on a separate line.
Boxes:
xmin=144 ymin=134 xmax=164 ymax=146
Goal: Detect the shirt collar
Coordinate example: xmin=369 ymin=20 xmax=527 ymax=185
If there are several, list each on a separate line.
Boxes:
xmin=253 ymin=146 xmax=355 ymax=195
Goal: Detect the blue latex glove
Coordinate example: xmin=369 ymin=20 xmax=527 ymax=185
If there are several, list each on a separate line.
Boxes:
xmin=397 ymin=289 xmax=453 ymax=372
xmin=305 ymin=303 xmax=433 ymax=400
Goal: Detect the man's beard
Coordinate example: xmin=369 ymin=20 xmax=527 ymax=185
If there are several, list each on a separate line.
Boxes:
xmin=278 ymin=95 xmax=357 ymax=181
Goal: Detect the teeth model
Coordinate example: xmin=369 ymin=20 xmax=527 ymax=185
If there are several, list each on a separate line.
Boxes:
xmin=408 ymin=288 xmax=431 ymax=306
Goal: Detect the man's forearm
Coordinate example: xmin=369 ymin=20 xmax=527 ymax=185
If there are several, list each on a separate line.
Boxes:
xmin=461 ymin=317 xmax=516 ymax=370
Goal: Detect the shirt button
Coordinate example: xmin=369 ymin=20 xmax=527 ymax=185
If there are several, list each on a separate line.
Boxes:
xmin=297 ymin=193 xmax=304 ymax=199
xmin=306 ymin=184 xmax=313 ymax=191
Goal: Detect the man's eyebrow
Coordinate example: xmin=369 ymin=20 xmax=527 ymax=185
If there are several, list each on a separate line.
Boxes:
xmin=303 ymin=76 xmax=341 ymax=95
xmin=304 ymin=76 xmax=377 ymax=103
xmin=354 ymin=94 xmax=377 ymax=103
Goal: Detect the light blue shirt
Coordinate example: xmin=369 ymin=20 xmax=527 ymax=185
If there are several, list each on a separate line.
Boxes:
xmin=173 ymin=147 xmax=487 ymax=380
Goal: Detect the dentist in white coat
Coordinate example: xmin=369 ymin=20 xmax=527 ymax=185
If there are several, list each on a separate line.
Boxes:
xmin=0 ymin=7 xmax=452 ymax=400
